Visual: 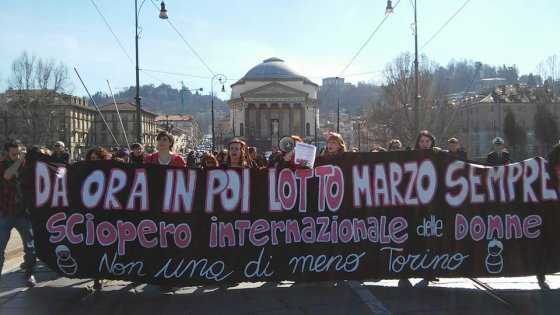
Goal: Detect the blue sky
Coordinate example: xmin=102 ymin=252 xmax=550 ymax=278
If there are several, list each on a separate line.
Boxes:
xmin=0 ymin=0 xmax=558 ymax=97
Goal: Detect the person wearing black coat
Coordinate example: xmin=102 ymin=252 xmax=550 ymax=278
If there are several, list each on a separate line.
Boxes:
xmin=486 ymin=137 xmax=510 ymax=165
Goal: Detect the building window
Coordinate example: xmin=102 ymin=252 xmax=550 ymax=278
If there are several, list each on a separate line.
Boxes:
xmin=306 ymin=123 xmax=311 ymax=136
xmin=240 ymin=123 xmax=244 ymax=136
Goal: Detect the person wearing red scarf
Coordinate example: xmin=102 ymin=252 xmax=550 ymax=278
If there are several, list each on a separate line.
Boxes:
xmin=144 ymin=131 xmax=186 ymax=168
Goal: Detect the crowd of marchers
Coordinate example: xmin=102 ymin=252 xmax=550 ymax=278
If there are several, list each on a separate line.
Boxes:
xmin=2 ymin=129 xmax=560 ymax=291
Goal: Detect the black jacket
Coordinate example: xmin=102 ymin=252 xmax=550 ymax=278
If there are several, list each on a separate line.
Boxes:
xmin=52 ymin=152 xmax=69 ymax=164
xmin=486 ymin=150 xmax=511 ymax=166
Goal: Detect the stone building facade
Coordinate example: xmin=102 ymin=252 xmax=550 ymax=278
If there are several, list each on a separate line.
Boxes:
xmin=228 ymin=57 xmax=319 ymax=151
xmin=0 ymin=91 xmax=158 ymax=160
xmin=0 ymin=90 xmax=96 ymax=160
xmin=453 ymin=85 xmax=560 ymax=159
xmin=96 ymin=102 xmax=158 ymax=149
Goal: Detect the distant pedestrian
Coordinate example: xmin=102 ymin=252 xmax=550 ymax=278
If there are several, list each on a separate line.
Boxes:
xmin=216 ymin=150 xmax=228 ymax=167
xmin=130 ymin=143 xmax=145 ymax=165
xmin=486 ymin=137 xmax=510 ymax=165
xmin=51 ymin=141 xmax=69 ymax=164
xmin=446 ymin=138 xmax=467 ymax=160
xmin=85 ymin=147 xmax=112 ymax=161
xmin=187 ymin=151 xmax=196 ymax=168
xmin=113 ymin=147 xmax=130 ymax=163
xmin=200 ymin=152 xmax=219 ymax=170
xmin=387 ymin=139 xmax=402 ymax=151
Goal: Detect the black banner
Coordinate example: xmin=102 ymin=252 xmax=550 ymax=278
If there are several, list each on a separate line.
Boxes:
xmin=25 ymin=151 xmax=560 ymax=285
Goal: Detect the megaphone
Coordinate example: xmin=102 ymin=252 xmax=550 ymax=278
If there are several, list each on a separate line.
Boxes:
xmin=279 ymin=136 xmax=295 ymax=153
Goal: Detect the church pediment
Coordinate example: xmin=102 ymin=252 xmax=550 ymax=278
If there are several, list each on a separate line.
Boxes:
xmin=241 ymin=82 xmax=308 ymax=102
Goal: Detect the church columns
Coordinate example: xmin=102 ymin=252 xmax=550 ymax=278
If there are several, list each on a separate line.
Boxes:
xmin=299 ymin=103 xmax=305 ymax=137
xmin=256 ymin=103 xmax=263 ymax=138
xmin=263 ymin=103 xmax=271 ymax=138
xmin=287 ymin=103 xmax=293 ymax=135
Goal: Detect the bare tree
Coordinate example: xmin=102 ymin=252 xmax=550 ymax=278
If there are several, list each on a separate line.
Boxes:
xmin=537 ymin=54 xmax=560 ymax=94
xmin=2 ymin=51 xmax=71 ymax=145
xmin=366 ymin=52 xmax=455 ymax=147
xmin=36 ymin=58 xmax=54 ymax=90
xmin=9 ymin=51 xmax=36 ymax=90
xmin=8 ymin=51 xmax=69 ymax=93
xmin=52 ymin=61 xmax=70 ymax=92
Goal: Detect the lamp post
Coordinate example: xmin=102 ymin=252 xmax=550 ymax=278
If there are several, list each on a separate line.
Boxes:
xmin=232 ymin=104 xmax=235 ymax=137
xmin=386 ymin=0 xmax=420 ymax=135
xmin=135 ymin=0 xmax=168 ymax=143
xmin=336 ymin=77 xmax=341 ymax=133
xmin=179 ymin=82 xmax=203 ymax=113
xmin=210 ymin=74 xmax=227 ymax=152
xmin=314 ymin=104 xmax=318 ymax=146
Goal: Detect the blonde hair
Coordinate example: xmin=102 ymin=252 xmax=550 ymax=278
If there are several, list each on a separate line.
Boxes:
xmin=326 ymin=132 xmax=346 ymax=153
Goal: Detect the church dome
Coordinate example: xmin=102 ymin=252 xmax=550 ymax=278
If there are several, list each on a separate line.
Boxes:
xmin=242 ymin=57 xmax=306 ymax=80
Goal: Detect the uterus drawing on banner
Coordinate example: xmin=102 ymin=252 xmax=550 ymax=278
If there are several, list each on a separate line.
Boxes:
xmin=55 ymin=245 xmax=78 ymax=276
xmin=485 ymin=239 xmax=504 ymax=274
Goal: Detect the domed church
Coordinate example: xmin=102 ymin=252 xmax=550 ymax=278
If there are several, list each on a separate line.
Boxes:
xmin=228 ymin=57 xmax=319 ymax=151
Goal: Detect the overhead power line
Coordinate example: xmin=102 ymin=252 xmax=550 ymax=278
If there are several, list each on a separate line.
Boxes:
xmin=89 ymin=0 xmax=134 ymax=64
xmin=90 ymin=0 xmax=168 ymax=86
xmin=141 ymin=68 xmax=212 ymax=79
xmin=338 ymin=0 xmax=402 ymax=76
xmin=420 ymin=0 xmax=471 ymax=51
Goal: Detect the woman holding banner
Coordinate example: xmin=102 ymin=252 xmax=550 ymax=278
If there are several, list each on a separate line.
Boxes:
xmin=129 ymin=143 xmax=145 ymax=165
xmin=84 ymin=147 xmax=110 ymax=291
xmin=200 ymin=152 xmax=219 ymax=169
xmin=222 ymin=138 xmax=250 ymax=168
xmin=414 ymin=130 xmax=437 ymax=150
xmin=144 ymin=131 xmax=186 ymax=168
xmin=398 ymin=130 xmax=440 ymax=289
xmin=323 ymin=132 xmax=346 ymax=156
xmin=85 ymin=147 xmax=112 ymax=161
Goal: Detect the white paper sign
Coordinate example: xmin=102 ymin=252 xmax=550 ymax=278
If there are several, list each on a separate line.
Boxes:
xmin=294 ymin=142 xmax=317 ymax=168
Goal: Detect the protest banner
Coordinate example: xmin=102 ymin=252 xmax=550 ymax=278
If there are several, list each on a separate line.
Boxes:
xmin=25 ymin=151 xmax=560 ymax=285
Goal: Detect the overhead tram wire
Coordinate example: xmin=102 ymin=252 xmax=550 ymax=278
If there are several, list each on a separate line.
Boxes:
xmin=415 ymin=0 xmax=473 ymax=136
xmin=89 ymin=0 xmax=133 ymax=63
xmin=148 ymin=0 xmax=215 ymax=76
xmin=338 ymin=0 xmax=402 ymax=77
xmin=89 ymin=0 xmax=168 ymax=85
xmin=312 ymin=0 xmax=401 ymax=126
xmin=420 ymin=0 xmax=471 ymax=51
xmin=312 ymin=1 xmax=401 ymax=131
xmin=140 ymin=68 xmax=212 ymax=79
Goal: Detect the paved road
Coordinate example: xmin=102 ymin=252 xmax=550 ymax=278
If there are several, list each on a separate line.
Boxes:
xmin=2 ymin=231 xmax=23 ymax=275
xmin=2 ymin=244 xmax=560 ymax=314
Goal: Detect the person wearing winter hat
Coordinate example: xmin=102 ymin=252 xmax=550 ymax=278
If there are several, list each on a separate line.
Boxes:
xmin=486 ymin=137 xmax=510 ymax=166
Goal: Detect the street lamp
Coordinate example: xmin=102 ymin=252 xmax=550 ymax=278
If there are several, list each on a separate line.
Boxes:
xmin=386 ymin=0 xmax=420 ymax=135
xmin=210 ymin=74 xmax=227 ymax=152
xmin=385 ymin=0 xmax=394 ymax=15
xmin=135 ymin=0 xmax=168 ymax=143
xmin=179 ymin=82 xmax=203 ymax=113
xmin=232 ymin=104 xmax=236 ymax=137
xmin=314 ymin=104 xmax=319 ymax=146
xmin=336 ymin=77 xmax=341 ymax=133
